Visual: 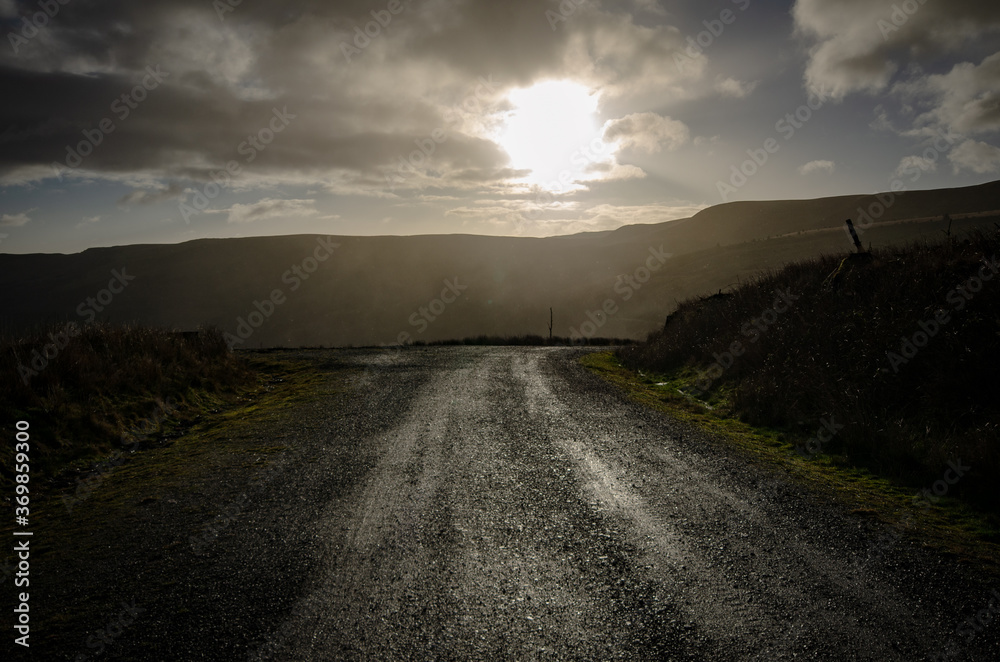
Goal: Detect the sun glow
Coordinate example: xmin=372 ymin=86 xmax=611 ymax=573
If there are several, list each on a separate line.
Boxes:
xmin=498 ymin=80 xmax=608 ymax=190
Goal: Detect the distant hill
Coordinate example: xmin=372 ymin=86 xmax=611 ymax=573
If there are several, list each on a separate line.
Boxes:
xmin=2 ymin=181 xmax=999 ymax=347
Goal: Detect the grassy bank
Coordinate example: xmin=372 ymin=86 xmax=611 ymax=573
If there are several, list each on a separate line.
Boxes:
xmin=617 ymin=232 xmax=1000 ymax=516
xmin=581 ymin=351 xmax=1000 ymax=571
xmin=1 ymin=324 xmax=257 ymax=490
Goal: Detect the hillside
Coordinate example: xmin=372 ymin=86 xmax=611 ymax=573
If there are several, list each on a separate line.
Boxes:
xmin=2 ymin=181 xmax=998 ymax=347
xmin=619 ymin=231 xmax=1000 ymax=513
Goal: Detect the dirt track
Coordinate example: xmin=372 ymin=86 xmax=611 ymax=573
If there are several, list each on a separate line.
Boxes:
xmin=30 ymin=347 xmax=1000 ymax=660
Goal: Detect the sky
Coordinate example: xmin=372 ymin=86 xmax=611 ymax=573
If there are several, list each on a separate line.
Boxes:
xmin=0 ymin=0 xmax=999 ymax=254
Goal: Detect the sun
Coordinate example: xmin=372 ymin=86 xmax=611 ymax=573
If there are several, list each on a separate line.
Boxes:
xmin=498 ymin=80 xmax=607 ymax=190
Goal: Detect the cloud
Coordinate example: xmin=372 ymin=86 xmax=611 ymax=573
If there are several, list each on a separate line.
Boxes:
xmin=948 ymin=139 xmax=1000 ymax=174
xmin=556 ymin=11 xmax=691 ymax=99
xmin=798 ymin=159 xmax=835 ymax=175
xmin=715 ymin=77 xmax=758 ymax=99
xmin=895 ymin=51 xmax=1000 ymax=137
xmin=793 ymin=0 xmax=1000 ymax=101
xmin=893 ymin=154 xmax=938 ymax=179
xmin=793 ymin=0 xmax=900 ymax=100
xmin=0 ymin=0 xmax=701 ymax=197
xmin=75 ymin=215 xmax=102 ymax=229
xmin=870 ymin=104 xmax=895 ymax=132
xmin=210 ymin=197 xmax=326 ymax=224
xmin=582 ymin=202 xmax=707 ymax=227
xmin=0 ymin=209 xmax=33 ymax=227
xmin=793 ymin=1 xmax=1000 ymax=148
xmin=118 ymin=183 xmax=184 ymax=206
xmin=444 ymin=200 xmax=702 ymax=237
xmin=603 ymin=112 xmax=690 ymax=153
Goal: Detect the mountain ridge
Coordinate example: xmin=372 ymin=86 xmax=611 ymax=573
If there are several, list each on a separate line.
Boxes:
xmin=4 ymin=180 xmax=998 ymax=346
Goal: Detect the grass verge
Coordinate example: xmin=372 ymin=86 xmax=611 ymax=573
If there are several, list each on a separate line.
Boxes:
xmin=619 ymin=234 xmax=1000 ymax=514
xmin=1 ymin=324 xmax=256 ymax=491
xmin=581 ymin=351 xmax=1000 ymax=577
xmin=8 ymin=351 xmax=330 ymax=554
xmin=3 ymin=351 xmax=342 ymax=653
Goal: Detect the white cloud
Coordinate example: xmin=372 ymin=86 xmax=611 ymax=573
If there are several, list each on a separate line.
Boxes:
xmin=715 ymin=77 xmax=758 ymax=99
xmin=948 ymin=139 xmax=1000 ymax=174
xmin=603 ymin=112 xmax=690 ymax=154
xmin=582 ymin=202 xmax=707 ymax=227
xmin=558 ymin=11 xmax=694 ymax=99
xmin=798 ymin=159 xmax=836 ymax=175
xmin=444 ymin=200 xmax=703 ymax=237
xmin=893 ymin=154 xmax=938 ymax=179
xmin=75 ymin=215 xmax=102 ymax=229
xmin=118 ymin=183 xmax=184 ymax=206
xmin=209 ymin=198 xmax=326 ymax=224
xmin=0 ymin=164 xmax=64 ymax=187
xmin=896 ymin=51 xmax=1000 ymax=137
xmin=0 ymin=210 xmax=33 ymax=227
xmin=583 ymin=161 xmax=648 ymax=181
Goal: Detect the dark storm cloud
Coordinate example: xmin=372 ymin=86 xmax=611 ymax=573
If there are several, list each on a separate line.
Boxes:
xmin=0 ymin=0 xmax=694 ymax=193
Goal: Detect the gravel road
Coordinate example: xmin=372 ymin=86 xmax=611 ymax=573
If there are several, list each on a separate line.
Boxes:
xmin=34 ymin=347 xmax=1000 ymax=661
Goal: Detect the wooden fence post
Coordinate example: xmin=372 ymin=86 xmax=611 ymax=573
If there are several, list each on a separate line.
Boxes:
xmin=845 ymin=219 xmax=864 ymax=253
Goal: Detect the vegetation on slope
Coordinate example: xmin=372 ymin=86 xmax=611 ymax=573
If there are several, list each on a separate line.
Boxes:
xmin=619 ymin=231 xmax=1000 ymax=514
xmin=1 ymin=324 xmax=256 ymax=490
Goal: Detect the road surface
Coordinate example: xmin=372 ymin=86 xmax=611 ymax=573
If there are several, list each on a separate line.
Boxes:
xmin=34 ymin=347 xmax=999 ymax=660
